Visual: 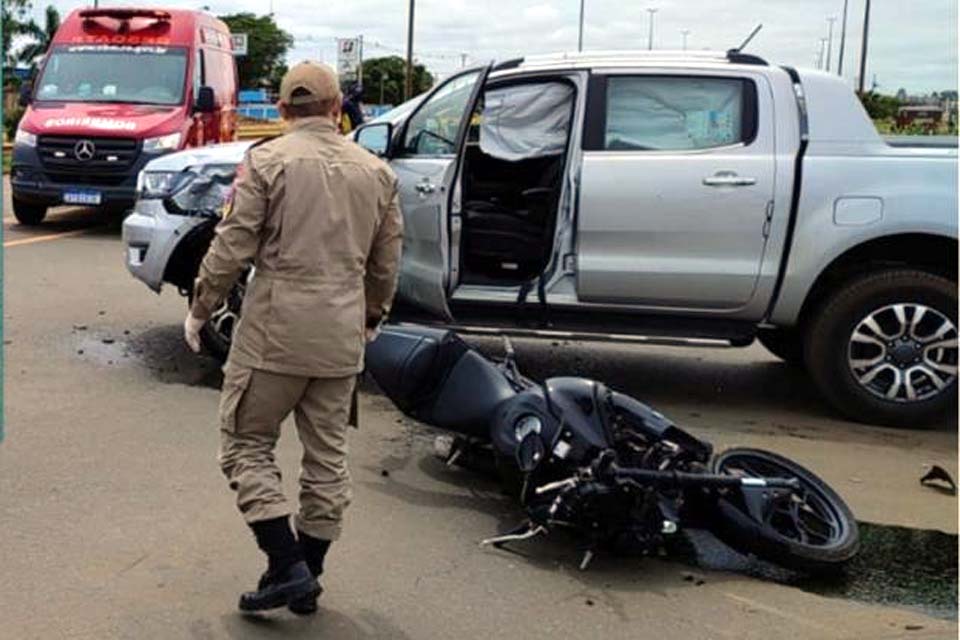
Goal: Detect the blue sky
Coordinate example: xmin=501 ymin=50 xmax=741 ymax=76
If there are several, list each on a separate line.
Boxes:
xmin=28 ymin=0 xmax=959 ymax=93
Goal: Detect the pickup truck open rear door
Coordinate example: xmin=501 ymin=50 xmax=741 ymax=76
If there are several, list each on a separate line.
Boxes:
xmin=389 ymin=64 xmax=492 ymax=320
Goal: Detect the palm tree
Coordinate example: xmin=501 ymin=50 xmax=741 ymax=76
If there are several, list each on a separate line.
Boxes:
xmin=16 ymin=5 xmax=60 ymax=73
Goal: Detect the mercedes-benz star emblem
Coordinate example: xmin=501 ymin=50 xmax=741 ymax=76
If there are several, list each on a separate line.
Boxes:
xmin=74 ymin=139 xmax=96 ymax=161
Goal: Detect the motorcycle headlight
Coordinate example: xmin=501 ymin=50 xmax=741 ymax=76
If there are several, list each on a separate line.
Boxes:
xmin=142 ymin=132 xmax=182 ymax=153
xmin=514 ymin=415 xmax=543 ymax=442
xmin=14 ymin=127 xmax=37 ymax=147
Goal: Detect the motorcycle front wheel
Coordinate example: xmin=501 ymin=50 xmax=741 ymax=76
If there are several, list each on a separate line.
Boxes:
xmin=707 ymin=448 xmax=859 ymax=574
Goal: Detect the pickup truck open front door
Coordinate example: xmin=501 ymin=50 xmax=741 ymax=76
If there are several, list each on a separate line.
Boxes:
xmin=389 ymin=64 xmax=492 ymax=320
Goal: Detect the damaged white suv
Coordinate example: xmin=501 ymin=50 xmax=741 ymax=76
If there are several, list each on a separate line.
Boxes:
xmin=123 ymin=50 xmax=958 ymax=428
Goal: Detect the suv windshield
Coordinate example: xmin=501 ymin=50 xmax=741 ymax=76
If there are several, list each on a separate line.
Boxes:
xmin=35 ymin=44 xmax=188 ymax=105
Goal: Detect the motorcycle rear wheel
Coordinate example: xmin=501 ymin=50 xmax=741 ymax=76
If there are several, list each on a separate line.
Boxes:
xmin=708 ymin=448 xmax=859 ymax=574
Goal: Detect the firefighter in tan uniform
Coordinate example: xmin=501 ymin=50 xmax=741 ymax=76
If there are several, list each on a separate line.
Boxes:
xmin=183 ymin=61 xmax=403 ymax=614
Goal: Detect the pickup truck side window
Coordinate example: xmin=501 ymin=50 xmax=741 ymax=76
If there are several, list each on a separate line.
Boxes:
xmin=593 ymin=76 xmax=758 ymax=151
xmin=402 ymin=70 xmax=482 ymax=156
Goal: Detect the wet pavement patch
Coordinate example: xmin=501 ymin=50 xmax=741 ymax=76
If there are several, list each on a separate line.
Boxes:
xmin=792 ymin=522 xmax=958 ymax=620
xmin=684 ymin=522 xmax=958 ymax=620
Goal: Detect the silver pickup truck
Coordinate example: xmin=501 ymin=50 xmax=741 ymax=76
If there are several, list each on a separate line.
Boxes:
xmin=122 ymin=50 xmax=958 ymax=428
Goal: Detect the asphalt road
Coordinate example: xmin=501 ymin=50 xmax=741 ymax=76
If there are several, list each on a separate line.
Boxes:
xmin=1 ymin=191 xmax=957 ymax=639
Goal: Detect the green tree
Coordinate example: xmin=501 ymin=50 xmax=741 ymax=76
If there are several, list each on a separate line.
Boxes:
xmin=858 ymin=91 xmax=901 ymax=120
xmin=16 ymin=5 xmax=60 ymax=72
xmin=2 ymin=0 xmax=35 ymax=68
xmin=360 ymin=56 xmax=433 ymax=106
xmin=217 ymin=13 xmax=293 ymax=90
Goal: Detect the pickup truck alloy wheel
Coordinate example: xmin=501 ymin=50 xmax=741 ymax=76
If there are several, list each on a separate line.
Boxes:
xmin=190 ymin=268 xmax=250 ymax=361
xmin=848 ymin=303 xmax=958 ymax=403
xmin=805 ymin=268 xmax=957 ymax=428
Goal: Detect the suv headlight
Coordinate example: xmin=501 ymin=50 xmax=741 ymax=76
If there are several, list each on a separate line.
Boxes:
xmin=137 ymin=169 xmax=191 ymax=199
xmin=138 ymin=163 xmax=238 ymax=216
xmin=14 ymin=128 xmax=37 ymax=147
xmin=142 ymin=132 xmax=182 ymax=153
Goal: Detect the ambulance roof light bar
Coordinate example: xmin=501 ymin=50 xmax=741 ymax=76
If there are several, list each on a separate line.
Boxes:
xmin=79 ymin=8 xmax=172 ymax=21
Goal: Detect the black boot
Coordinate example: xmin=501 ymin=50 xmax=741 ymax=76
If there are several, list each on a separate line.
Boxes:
xmin=287 ymin=531 xmax=332 ymax=616
xmin=239 ymin=516 xmax=320 ymax=612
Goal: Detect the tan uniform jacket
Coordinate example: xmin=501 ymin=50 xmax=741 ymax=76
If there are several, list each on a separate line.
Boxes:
xmin=191 ymin=117 xmax=403 ymax=377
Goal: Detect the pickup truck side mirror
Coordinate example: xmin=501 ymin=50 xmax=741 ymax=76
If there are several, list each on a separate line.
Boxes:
xmin=18 ymin=83 xmax=32 ymax=107
xmin=355 ymin=122 xmax=393 ymax=158
xmin=195 ymin=86 xmax=216 ymax=113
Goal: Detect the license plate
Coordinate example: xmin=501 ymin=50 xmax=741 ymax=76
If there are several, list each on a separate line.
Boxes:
xmin=63 ymin=189 xmax=102 ymax=205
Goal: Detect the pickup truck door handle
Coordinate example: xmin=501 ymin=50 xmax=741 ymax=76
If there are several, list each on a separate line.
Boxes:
xmin=702 ymin=171 xmax=757 ymax=187
xmin=415 ymin=180 xmax=437 ymax=195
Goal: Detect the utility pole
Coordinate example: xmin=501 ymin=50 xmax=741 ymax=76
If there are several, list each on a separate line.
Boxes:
xmin=837 ymin=0 xmax=849 ymax=76
xmin=379 ymin=72 xmax=385 ymax=104
xmin=646 ymin=8 xmax=658 ymax=50
xmin=460 ymin=53 xmax=468 ymax=68
xmin=825 ymin=17 xmax=836 ymax=72
xmin=405 ymin=0 xmax=415 ymax=100
xmin=857 ymin=0 xmax=871 ymax=94
xmin=817 ymin=38 xmax=827 ymax=70
xmin=578 ymin=0 xmax=586 ymax=52
xmin=358 ymin=35 xmax=364 ymax=87
xmin=680 ymin=28 xmax=690 ymax=51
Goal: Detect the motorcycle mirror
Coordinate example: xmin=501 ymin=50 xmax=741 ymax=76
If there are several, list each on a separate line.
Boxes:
xmin=516 ymin=433 xmax=545 ymax=473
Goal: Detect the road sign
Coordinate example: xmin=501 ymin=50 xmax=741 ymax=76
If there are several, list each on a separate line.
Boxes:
xmin=337 ymin=37 xmax=361 ymax=82
xmin=231 ymin=33 xmax=248 ymax=56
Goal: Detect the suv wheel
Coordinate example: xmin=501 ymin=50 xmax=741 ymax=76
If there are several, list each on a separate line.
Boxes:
xmin=805 ymin=269 xmax=957 ymax=428
xmin=12 ymin=198 xmax=47 ymax=225
xmin=188 ymin=268 xmax=250 ymax=362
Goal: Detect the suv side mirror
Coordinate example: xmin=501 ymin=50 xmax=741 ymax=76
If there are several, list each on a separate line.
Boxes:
xmin=355 ymin=122 xmax=392 ymax=158
xmin=195 ymin=86 xmax=215 ymax=113
xmin=18 ymin=83 xmax=32 ymax=107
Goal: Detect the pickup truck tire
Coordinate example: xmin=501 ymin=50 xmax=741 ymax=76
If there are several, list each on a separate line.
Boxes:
xmin=12 ymin=199 xmax=47 ymax=226
xmin=757 ymin=328 xmax=804 ymax=365
xmin=804 ymin=269 xmax=957 ymax=428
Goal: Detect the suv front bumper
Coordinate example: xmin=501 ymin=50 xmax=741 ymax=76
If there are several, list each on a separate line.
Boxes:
xmin=122 ymin=198 xmax=209 ymax=292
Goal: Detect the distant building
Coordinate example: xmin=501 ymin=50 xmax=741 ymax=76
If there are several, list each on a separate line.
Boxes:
xmin=896 ymin=105 xmax=944 ymax=131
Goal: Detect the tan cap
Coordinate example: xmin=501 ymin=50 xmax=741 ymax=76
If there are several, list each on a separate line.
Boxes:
xmin=280 ymin=61 xmax=340 ymax=105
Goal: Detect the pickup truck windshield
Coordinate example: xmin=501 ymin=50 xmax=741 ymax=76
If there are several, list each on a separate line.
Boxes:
xmin=35 ymin=45 xmax=188 ymax=106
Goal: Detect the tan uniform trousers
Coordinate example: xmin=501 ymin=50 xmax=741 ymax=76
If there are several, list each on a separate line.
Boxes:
xmin=218 ymin=361 xmax=355 ymax=541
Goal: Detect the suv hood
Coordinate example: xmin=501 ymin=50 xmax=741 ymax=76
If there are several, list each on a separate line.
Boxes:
xmin=143 ymin=141 xmax=252 ymax=172
xmin=21 ymin=102 xmax=186 ymax=138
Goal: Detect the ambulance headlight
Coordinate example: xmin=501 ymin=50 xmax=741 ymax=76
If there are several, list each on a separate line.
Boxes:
xmin=14 ymin=127 xmax=37 ymax=147
xmin=142 ymin=132 xmax=182 ymax=153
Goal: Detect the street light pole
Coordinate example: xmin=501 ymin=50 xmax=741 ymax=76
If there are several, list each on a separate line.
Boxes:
xmin=837 ymin=0 xmax=849 ymax=76
xmin=646 ymin=8 xmax=658 ymax=50
xmin=817 ymin=38 xmax=827 ymax=70
xmin=578 ymin=0 xmax=585 ymax=52
xmin=857 ymin=0 xmax=871 ymax=94
xmin=680 ymin=28 xmax=690 ymax=51
xmin=825 ymin=17 xmax=836 ymax=72
xmin=405 ymin=0 xmax=415 ymax=101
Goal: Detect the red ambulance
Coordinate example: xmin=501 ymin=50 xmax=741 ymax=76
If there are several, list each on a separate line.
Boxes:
xmin=10 ymin=7 xmax=238 ymax=225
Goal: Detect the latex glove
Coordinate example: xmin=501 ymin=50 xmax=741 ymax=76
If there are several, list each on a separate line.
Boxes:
xmin=184 ymin=312 xmax=205 ymax=353
xmin=365 ymin=326 xmax=381 ymax=343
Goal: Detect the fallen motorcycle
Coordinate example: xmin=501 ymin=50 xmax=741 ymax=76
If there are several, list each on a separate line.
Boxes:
xmin=366 ymin=326 xmax=859 ymax=573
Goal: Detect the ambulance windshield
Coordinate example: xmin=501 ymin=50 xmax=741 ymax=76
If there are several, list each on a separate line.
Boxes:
xmin=35 ymin=44 xmax=188 ymax=106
